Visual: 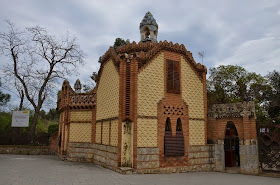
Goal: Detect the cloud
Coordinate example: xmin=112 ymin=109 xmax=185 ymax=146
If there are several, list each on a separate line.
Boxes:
xmin=216 ymin=36 xmax=280 ymax=75
xmin=0 ymin=0 xmax=279 ymax=109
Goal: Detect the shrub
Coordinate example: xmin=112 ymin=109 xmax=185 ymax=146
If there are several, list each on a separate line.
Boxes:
xmin=48 ymin=124 xmax=59 ymax=136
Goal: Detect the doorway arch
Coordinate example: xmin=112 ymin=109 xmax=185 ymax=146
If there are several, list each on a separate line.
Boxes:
xmin=224 ymin=122 xmax=240 ymax=167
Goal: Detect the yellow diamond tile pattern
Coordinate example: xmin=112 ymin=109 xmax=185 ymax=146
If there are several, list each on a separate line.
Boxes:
xmin=138 ymin=52 xmax=164 ymax=116
xmin=137 ymin=118 xmax=158 ymax=147
xmin=70 ymin=111 xmax=92 ymax=122
xmin=102 ymin=121 xmax=110 ymax=145
xmin=189 ymin=120 xmax=205 ymax=145
xmin=110 ymin=119 xmax=118 ymax=146
xmin=96 ymin=60 xmax=119 ymax=120
xmin=69 ymin=123 xmax=92 ymax=143
xmin=95 ymin=122 xmax=101 ymax=143
xmin=181 ymin=57 xmax=204 ymax=118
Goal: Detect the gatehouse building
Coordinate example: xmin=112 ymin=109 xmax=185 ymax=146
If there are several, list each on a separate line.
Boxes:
xmin=57 ymin=12 xmax=259 ymax=174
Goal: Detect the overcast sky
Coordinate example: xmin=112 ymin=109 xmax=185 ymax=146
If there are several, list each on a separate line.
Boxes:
xmin=1 ymin=0 xmax=280 ymax=109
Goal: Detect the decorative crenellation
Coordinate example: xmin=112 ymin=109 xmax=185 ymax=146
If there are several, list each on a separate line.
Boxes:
xmin=97 ymin=40 xmax=207 ymax=86
xmin=70 ymin=94 xmax=95 ymax=108
xmin=58 ymin=80 xmax=96 ymax=112
xmin=207 ymin=101 xmax=255 ymax=118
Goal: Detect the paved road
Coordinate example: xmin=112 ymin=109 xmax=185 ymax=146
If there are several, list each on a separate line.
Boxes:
xmin=0 ymin=154 xmax=279 ymax=185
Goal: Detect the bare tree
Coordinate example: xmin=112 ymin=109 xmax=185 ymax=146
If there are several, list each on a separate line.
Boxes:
xmin=0 ymin=21 xmax=84 ymax=141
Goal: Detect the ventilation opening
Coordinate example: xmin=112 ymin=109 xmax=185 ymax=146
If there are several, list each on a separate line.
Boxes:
xmin=125 ymin=59 xmax=131 ymax=116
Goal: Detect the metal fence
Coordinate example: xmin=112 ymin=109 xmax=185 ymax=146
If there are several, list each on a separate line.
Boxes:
xmin=258 ymin=124 xmax=280 ymax=172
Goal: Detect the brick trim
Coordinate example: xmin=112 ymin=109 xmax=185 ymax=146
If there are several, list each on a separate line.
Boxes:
xmin=96 ymin=117 xmax=119 ymax=123
xmin=189 ymin=118 xmax=205 ymax=121
xmin=138 ymin=115 xmax=158 ymax=119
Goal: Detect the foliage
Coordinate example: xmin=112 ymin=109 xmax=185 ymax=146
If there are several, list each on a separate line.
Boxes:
xmin=0 ymin=111 xmax=12 ymax=133
xmin=48 ymin=124 xmax=59 ymax=136
xmin=207 ymin=65 xmax=279 ymax=125
xmin=113 ymin=37 xmax=127 ymax=49
xmin=0 ymin=108 xmax=59 ymax=145
xmin=266 ymin=71 xmax=280 ymax=124
xmin=207 ymin=65 xmax=268 ymax=106
xmin=0 ymin=79 xmax=11 ymax=106
xmin=90 ymin=72 xmax=98 ymax=83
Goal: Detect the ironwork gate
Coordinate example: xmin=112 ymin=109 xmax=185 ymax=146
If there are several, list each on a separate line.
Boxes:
xmin=258 ymin=124 xmax=280 ymax=172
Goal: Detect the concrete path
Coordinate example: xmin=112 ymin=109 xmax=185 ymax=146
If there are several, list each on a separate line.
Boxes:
xmin=0 ymin=154 xmax=279 ymax=185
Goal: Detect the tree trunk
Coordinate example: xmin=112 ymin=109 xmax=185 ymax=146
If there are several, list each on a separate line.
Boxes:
xmin=29 ymin=109 xmax=40 ymax=143
xmin=19 ymin=90 xmax=24 ymax=111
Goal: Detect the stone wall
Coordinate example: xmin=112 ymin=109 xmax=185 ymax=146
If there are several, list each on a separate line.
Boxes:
xmin=188 ymin=145 xmax=215 ymax=171
xmin=67 ymin=142 xmax=118 ymax=170
xmin=137 ymin=147 xmax=159 ymax=171
xmin=213 ymin=140 xmax=225 ymax=172
xmin=68 ymin=143 xmax=94 ymax=162
xmin=0 ymin=145 xmax=51 ymax=155
xmin=212 ymin=139 xmax=260 ymax=174
xmin=135 ymin=145 xmax=215 ymax=173
xmin=93 ymin=143 xmax=118 ymax=169
xmin=240 ymin=139 xmax=259 ymax=174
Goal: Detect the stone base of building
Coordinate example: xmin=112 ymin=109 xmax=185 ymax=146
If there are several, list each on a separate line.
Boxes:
xmin=63 ymin=142 xmax=259 ymax=175
xmin=135 ymin=164 xmax=215 ymax=174
xmin=240 ymin=139 xmax=259 ymax=175
xmin=212 ymin=139 xmax=259 ymax=174
xmin=67 ymin=142 xmax=118 ymax=169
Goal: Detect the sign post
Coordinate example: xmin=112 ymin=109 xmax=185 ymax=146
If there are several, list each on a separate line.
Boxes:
xmin=11 ymin=111 xmax=30 ymax=127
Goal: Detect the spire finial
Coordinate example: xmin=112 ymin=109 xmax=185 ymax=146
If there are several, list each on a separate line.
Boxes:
xmin=74 ymin=79 xmax=82 ymax=93
xmin=139 ymin=12 xmax=158 ymax=42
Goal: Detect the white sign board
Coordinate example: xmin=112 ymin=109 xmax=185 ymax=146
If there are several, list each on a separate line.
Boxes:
xmin=11 ymin=111 xmax=30 ymax=127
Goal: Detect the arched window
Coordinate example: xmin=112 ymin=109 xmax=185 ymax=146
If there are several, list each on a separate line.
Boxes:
xmin=165 ymin=117 xmax=171 ymax=131
xmin=164 ymin=118 xmax=173 ymax=156
xmin=176 ymin=118 xmax=182 ymax=131
xmin=164 ymin=118 xmax=185 ymax=157
xmin=176 ymin=118 xmax=184 ymax=156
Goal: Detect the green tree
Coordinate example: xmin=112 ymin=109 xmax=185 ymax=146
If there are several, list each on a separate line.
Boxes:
xmin=0 ymin=79 xmax=11 ymax=106
xmin=113 ymin=38 xmax=127 ymax=49
xmin=207 ymin=65 xmax=268 ymax=106
xmin=46 ymin=108 xmax=59 ymax=120
xmin=266 ymin=70 xmax=280 ymax=124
